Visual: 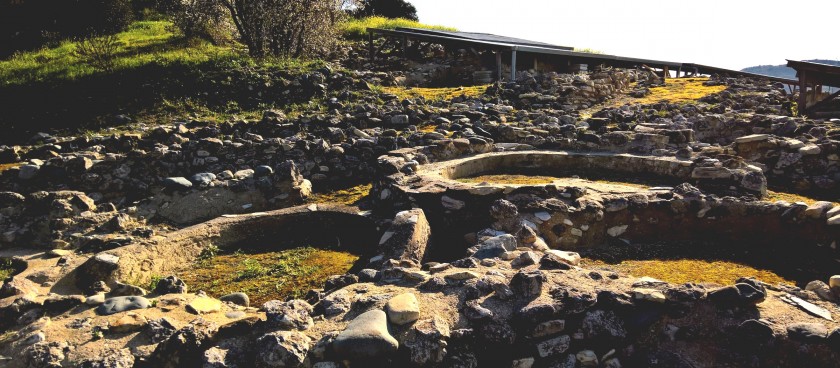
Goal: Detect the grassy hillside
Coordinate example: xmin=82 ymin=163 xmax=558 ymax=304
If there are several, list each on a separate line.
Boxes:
xmin=340 ymin=16 xmax=456 ymax=39
xmin=741 ymin=59 xmax=840 ymax=79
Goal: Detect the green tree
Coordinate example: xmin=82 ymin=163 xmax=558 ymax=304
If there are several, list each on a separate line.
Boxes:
xmin=353 ymin=0 xmax=418 ymax=21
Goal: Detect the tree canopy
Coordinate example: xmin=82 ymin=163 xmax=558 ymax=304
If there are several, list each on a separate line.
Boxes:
xmin=353 ymin=0 xmax=418 ymax=21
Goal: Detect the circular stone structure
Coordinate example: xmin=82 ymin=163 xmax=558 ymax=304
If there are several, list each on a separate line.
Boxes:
xmin=76 ymin=204 xmax=380 ymax=291
xmin=376 ymin=147 xmax=838 ymax=261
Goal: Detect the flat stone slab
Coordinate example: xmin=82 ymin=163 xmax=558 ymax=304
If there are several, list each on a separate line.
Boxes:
xmin=385 ymin=293 xmax=420 ymax=325
xmin=735 ymin=134 xmax=770 ymax=143
xmin=332 ymin=310 xmax=398 ymax=360
xmin=96 ymin=296 xmax=150 ymax=315
xmin=187 ymin=297 xmax=222 ymax=314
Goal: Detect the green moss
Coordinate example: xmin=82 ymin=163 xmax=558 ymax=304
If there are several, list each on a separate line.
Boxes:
xmin=380 ymin=85 xmax=488 ymax=102
xmin=307 ymin=183 xmax=372 ymax=206
xmin=181 ymin=247 xmax=359 ymax=306
xmin=582 ymin=258 xmax=793 ymax=286
xmin=765 ymin=190 xmax=839 ymax=206
xmin=340 ymin=16 xmax=456 ymax=39
xmin=0 ymin=259 xmax=15 ymax=280
xmin=633 ymin=78 xmax=726 ymax=105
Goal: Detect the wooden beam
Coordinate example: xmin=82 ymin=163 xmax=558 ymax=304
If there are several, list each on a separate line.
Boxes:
xmin=799 ymin=71 xmax=808 ymax=115
xmin=368 ymin=32 xmax=374 ymax=61
xmin=496 ymin=51 xmax=503 ymax=82
xmin=511 ymin=49 xmax=517 ymax=82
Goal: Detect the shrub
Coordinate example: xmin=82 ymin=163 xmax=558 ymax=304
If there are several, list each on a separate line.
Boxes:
xmin=218 ymin=0 xmax=348 ymax=58
xmin=160 ymin=0 xmax=232 ymax=43
xmin=74 ymin=34 xmax=121 ymax=72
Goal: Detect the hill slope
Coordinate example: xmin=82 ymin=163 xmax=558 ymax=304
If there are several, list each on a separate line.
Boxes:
xmin=741 ymin=59 xmax=840 ymax=79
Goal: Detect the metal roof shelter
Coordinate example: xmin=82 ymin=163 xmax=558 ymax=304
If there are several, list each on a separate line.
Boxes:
xmin=788 ymin=59 xmax=840 ymax=113
xmin=368 ymin=27 xmax=799 ymax=86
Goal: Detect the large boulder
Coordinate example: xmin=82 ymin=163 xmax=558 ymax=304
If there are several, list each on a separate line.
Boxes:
xmin=255 ymin=331 xmax=312 ymax=368
xmin=332 ymin=310 xmax=399 ymax=360
xmin=379 ymin=208 xmax=431 ymax=265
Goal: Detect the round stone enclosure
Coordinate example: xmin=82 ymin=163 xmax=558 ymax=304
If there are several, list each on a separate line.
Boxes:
xmin=378 ymin=150 xmax=837 ymax=261
xmin=76 ymin=204 xmax=379 ymax=290
xmin=416 ymin=150 xmax=764 ymax=195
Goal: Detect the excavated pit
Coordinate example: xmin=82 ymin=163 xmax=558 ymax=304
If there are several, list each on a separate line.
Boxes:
xmin=377 ymin=148 xmax=840 ymax=284
xmin=75 ymin=204 xmax=380 ymax=293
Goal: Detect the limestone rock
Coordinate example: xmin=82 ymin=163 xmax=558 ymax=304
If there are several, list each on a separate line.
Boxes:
xmin=787 ymin=322 xmax=827 ymax=343
xmin=152 ymin=318 xmax=219 ymax=368
xmin=187 ymin=297 xmax=222 ymax=314
xmin=154 ymin=276 xmax=188 ymax=295
xmin=332 ymin=310 xmax=399 ymax=360
xmin=510 ymin=270 xmax=545 ymax=298
xmin=255 ymin=331 xmax=312 ymax=368
xmin=405 ymin=316 xmax=450 ymax=365
xmin=385 ymin=293 xmax=420 ymax=325
xmin=380 ymin=208 xmax=431 ymax=265
xmin=220 ymin=292 xmax=250 ymax=307
xmin=536 ymin=335 xmax=570 ymax=357
xmin=109 ymin=313 xmax=148 ymax=333
xmin=96 ymin=296 xmax=150 ymax=316
xmin=263 ymin=299 xmax=313 ymax=331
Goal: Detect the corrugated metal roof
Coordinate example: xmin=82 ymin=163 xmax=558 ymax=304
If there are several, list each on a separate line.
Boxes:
xmin=396 ymin=28 xmax=573 ymax=50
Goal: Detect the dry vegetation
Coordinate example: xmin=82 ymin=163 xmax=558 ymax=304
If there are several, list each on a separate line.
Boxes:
xmin=0 ymin=259 xmax=15 ymax=280
xmin=181 ymin=247 xmax=359 ymax=306
xmin=456 ymin=174 xmax=652 ymax=189
xmin=0 ymin=163 xmax=21 ymax=173
xmin=633 ymin=78 xmax=726 ymax=105
xmin=307 ymin=183 xmax=372 ymax=206
xmin=765 ymin=190 xmax=840 ymax=206
xmin=582 ymin=257 xmax=793 ymax=286
xmin=381 ymin=85 xmax=488 ymax=101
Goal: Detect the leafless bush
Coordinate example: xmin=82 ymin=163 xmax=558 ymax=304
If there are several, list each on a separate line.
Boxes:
xmin=74 ymin=34 xmax=121 ymax=72
xmin=219 ymin=0 xmax=354 ymax=58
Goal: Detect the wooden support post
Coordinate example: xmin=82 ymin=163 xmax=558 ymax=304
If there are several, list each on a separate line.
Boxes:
xmin=798 ymin=71 xmax=808 ymax=115
xmin=534 ymin=59 xmax=539 ymax=72
xmin=368 ymin=32 xmax=374 ymax=62
xmin=663 ymin=66 xmax=669 ymax=80
xmin=511 ymin=49 xmax=517 ymax=82
xmin=677 ymin=67 xmax=682 ymax=78
xmin=496 ymin=51 xmax=503 ymax=82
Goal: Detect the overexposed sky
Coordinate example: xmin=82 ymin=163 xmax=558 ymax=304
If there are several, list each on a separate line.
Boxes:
xmin=412 ymin=0 xmax=839 ymax=70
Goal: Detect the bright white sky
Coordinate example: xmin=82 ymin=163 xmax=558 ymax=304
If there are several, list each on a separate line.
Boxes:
xmin=412 ymin=0 xmax=839 ymax=70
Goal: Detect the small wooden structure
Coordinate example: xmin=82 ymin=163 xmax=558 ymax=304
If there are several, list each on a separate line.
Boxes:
xmin=788 ymin=60 xmax=840 ymax=114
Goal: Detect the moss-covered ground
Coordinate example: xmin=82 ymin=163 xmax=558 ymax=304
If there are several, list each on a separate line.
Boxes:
xmin=307 ymin=183 xmax=372 ymax=207
xmin=339 ymin=16 xmax=457 ymax=39
xmin=0 ymin=259 xmax=15 ymax=280
xmin=582 ymin=258 xmax=793 ymax=286
xmin=633 ymin=78 xmax=726 ymax=105
xmin=181 ymin=247 xmax=359 ymax=306
xmin=381 ymin=85 xmax=488 ymax=102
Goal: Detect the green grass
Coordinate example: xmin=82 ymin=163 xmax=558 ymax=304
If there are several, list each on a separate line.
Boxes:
xmin=0 ymin=20 xmax=326 ymax=87
xmin=0 ymin=21 xmax=238 ymax=86
xmin=182 ymin=247 xmax=359 ymax=305
xmin=573 ymin=48 xmax=605 ymax=54
xmin=340 ymin=16 xmax=457 ymax=39
xmin=0 ymin=259 xmax=15 ymax=280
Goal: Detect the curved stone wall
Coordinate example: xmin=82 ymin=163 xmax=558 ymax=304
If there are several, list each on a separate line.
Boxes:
xmin=376 ymin=148 xmax=838 ymax=262
xmin=76 ymin=204 xmax=380 ymax=290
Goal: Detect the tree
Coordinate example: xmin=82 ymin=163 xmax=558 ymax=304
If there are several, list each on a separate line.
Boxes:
xmin=217 ymin=0 xmax=350 ymax=58
xmin=353 ymin=0 xmax=418 ymax=21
